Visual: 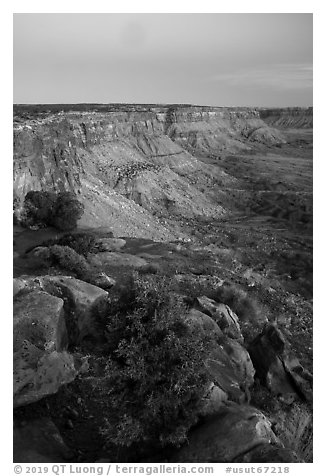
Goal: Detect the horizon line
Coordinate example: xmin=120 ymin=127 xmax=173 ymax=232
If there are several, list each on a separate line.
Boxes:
xmin=13 ymin=102 xmax=313 ymax=109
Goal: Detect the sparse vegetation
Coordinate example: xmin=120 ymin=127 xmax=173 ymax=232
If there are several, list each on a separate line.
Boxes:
xmin=137 ymin=262 xmax=161 ymax=275
xmin=176 ymin=279 xmax=262 ymax=325
xmin=36 ymin=244 xmax=91 ymax=279
xmin=22 ymin=191 xmax=84 ymax=231
xmin=210 ymin=284 xmax=263 ymax=324
xmin=41 ymin=232 xmax=97 ymax=257
xmin=22 ymin=191 xmax=57 ymax=227
xmin=275 ymin=404 xmax=313 ymax=463
xmin=50 ymin=192 xmax=85 ymax=231
xmin=99 ymin=275 xmax=213 ymax=449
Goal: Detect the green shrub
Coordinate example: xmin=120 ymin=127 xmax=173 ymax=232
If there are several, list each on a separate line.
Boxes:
xmin=50 ymin=245 xmax=90 ymax=275
xmin=275 ymin=404 xmax=313 ymax=463
xmin=23 ymin=191 xmax=57 ymax=227
xmin=40 ymin=244 xmax=91 ymax=279
xmin=176 ymin=278 xmax=262 ymax=324
xmin=22 ymin=190 xmax=84 ymax=231
xmin=209 ymin=284 xmax=262 ymax=324
xmin=42 ymin=232 xmax=97 ymax=257
xmin=51 ymin=192 xmax=85 ymax=231
xmin=100 ymin=276 xmax=213 ymax=449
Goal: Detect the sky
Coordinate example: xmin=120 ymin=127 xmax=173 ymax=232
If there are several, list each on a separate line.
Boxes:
xmin=13 ymin=13 xmax=313 ymax=107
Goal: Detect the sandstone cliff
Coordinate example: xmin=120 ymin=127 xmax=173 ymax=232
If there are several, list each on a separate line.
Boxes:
xmin=13 ymin=105 xmax=287 ymax=239
xmin=259 ymin=107 xmax=313 ymax=129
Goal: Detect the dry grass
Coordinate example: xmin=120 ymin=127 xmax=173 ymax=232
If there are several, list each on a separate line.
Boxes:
xmin=275 ymin=404 xmax=313 ymax=463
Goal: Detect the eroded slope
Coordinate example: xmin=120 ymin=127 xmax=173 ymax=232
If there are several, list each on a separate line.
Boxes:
xmin=13 ymin=105 xmax=285 ymax=239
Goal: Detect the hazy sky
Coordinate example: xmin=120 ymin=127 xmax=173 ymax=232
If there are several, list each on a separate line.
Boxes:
xmin=13 ymin=13 xmax=313 ymax=107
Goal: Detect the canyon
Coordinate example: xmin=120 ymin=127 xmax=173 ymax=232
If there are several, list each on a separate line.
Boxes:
xmin=13 ymin=104 xmax=313 ymax=463
xmin=13 ymin=105 xmax=291 ymax=239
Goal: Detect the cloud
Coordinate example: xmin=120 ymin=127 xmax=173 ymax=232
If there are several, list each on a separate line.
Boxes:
xmin=209 ymin=64 xmax=313 ymax=90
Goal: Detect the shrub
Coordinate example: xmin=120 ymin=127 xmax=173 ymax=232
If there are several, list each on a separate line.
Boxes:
xmin=275 ymin=404 xmax=313 ymax=462
xmin=38 ymin=244 xmax=91 ymax=279
xmin=50 ymin=245 xmax=90 ymax=276
xmin=22 ymin=190 xmax=84 ymax=231
xmin=176 ymin=279 xmax=262 ymax=324
xmin=42 ymin=232 xmax=97 ymax=257
xmin=209 ymin=284 xmax=262 ymax=324
xmin=174 ymin=278 xmax=265 ymax=341
xmin=23 ymin=191 xmax=57 ymax=227
xmin=51 ymin=192 xmax=85 ymax=231
xmin=100 ymin=276 xmax=213 ymax=449
xmin=138 ymin=262 xmax=161 ymax=275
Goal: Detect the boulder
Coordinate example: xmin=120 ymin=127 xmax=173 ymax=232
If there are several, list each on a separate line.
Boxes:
xmin=13 ymin=276 xmax=45 ymax=295
xmin=186 ymin=308 xmax=224 ymax=340
xmin=248 ymin=324 xmax=312 ymax=403
xmin=91 ymin=272 xmax=116 ymax=290
xmin=196 ymin=296 xmax=243 ymax=341
xmin=14 ymin=290 xmax=68 ymax=352
xmin=13 ymin=278 xmax=28 ymax=297
xmin=14 ymin=344 xmax=77 ymax=407
xmin=220 ymin=338 xmax=255 ymax=392
xmin=39 ymin=276 xmax=109 ymax=343
xmin=13 ymin=289 xmax=77 ymax=407
xmin=186 ymin=308 xmax=254 ymax=403
xmin=14 ymin=418 xmax=74 ymax=462
xmin=173 ymin=403 xmax=279 ymax=462
xmin=282 ymin=354 xmax=313 ymax=404
xmin=199 ymin=383 xmax=228 ymax=417
xmin=234 ymin=443 xmax=302 ymax=463
xmin=88 ymin=251 xmax=148 ymax=269
xmin=205 ymin=343 xmax=254 ymax=403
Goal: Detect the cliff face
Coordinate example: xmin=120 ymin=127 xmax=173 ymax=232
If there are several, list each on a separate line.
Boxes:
xmin=13 ymin=105 xmax=287 ymax=239
xmin=258 ymin=107 xmax=313 ymax=129
xmin=164 ymin=106 xmax=286 ymax=153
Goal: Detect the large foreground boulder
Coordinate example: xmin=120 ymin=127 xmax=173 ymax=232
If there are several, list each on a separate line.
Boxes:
xmin=13 ymin=277 xmax=29 ymax=297
xmin=186 ymin=306 xmax=255 ymax=403
xmin=14 ymin=290 xmax=68 ymax=351
xmin=186 ymin=308 xmax=223 ymax=340
xmin=13 ymin=287 xmax=77 ymax=407
xmin=249 ymin=324 xmax=312 ymax=403
xmin=14 ymin=418 xmax=74 ymax=463
xmin=205 ymin=342 xmax=254 ymax=403
xmin=196 ymin=296 xmax=243 ymax=341
xmin=234 ymin=443 xmax=302 ymax=463
xmin=14 ymin=344 xmax=77 ymax=407
xmin=199 ymin=383 xmax=228 ymax=417
xmin=39 ymin=276 xmax=109 ymax=343
xmin=173 ymin=403 xmax=279 ymax=462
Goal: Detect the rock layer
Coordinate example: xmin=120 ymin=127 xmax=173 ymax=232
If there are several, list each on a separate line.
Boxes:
xmin=259 ymin=107 xmax=313 ymax=129
xmin=13 ymin=105 xmax=286 ymax=240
